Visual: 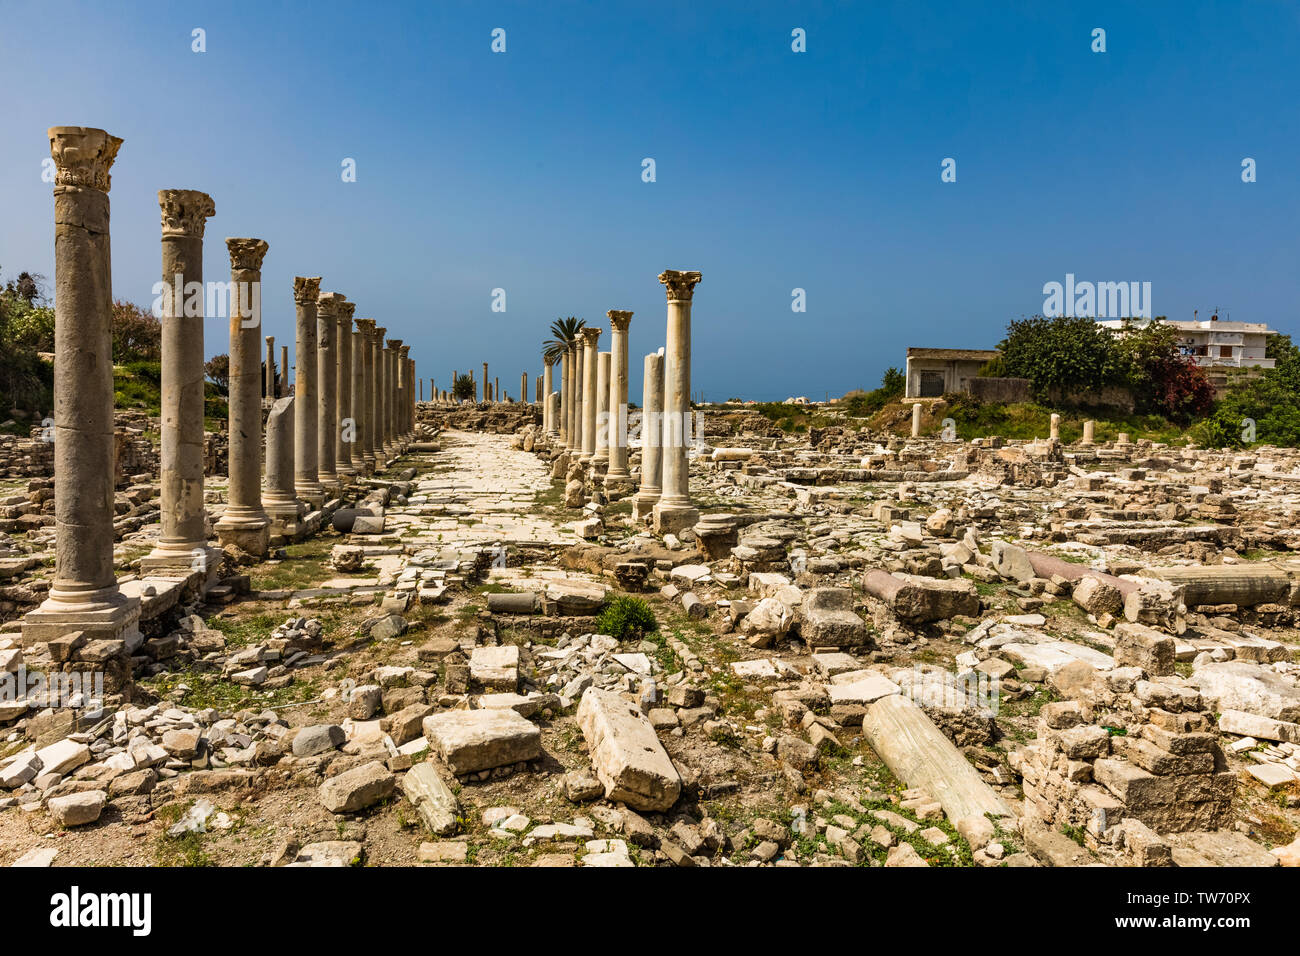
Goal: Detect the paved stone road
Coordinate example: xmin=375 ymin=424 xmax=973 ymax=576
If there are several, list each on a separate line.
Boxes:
xmin=392 ymin=430 xmax=570 ymax=547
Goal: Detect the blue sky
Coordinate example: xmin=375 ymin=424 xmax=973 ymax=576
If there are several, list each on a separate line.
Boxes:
xmin=1 ymin=1 xmax=1296 ymax=401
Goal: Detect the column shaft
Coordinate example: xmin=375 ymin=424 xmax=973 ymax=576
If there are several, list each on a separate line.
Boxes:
xmin=215 ymin=238 xmax=270 ymax=556
xmin=336 ymin=301 xmax=356 ymax=476
xmin=606 ymin=311 xmax=632 ymax=482
xmin=633 ymin=351 xmax=665 ymax=519
xmin=316 ymin=292 xmax=341 ymax=489
xmin=292 ymin=276 xmax=323 ymax=504
xmin=354 ymin=319 xmax=376 ymax=472
xmin=145 ymin=189 xmax=217 ymax=572
xmin=653 ymin=269 xmax=702 ymax=535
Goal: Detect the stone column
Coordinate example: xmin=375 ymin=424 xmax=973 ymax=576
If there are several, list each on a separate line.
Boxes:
xmin=653 ymin=269 xmax=702 ymax=536
xmin=482 ymin=362 xmax=489 ymax=403
xmin=265 ymin=336 xmax=276 ymax=398
xmin=569 ymin=343 xmax=583 ymax=454
xmin=911 ymin=403 xmax=923 ymax=438
xmin=215 ymin=238 xmax=271 ymax=558
xmin=263 ymin=396 xmax=302 ymax=538
xmin=381 ymin=340 xmax=398 ymax=456
xmin=1049 ymin=413 xmax=1061 ymax=441
xmin=595 ymin=352 xmax=611 ymax=465
xmin=520 ymin=372 xmax=526 ymax=407
xmin=400 ymin=348 xmax=410 ymax=439
xmin=560 ymin=349 xmax=571 ymax=446
xmin=371 ymin=326 xmax=387 ymax=465
xmin=542 ymin=361 xmax=554 ymax=435
xmin=279 ymin=345 xmax=288 ymax=395
xmin=292 ymin=276 xmax=324 ymax=507
xmin=354 ymin=319 xmax=376 ymax=473
xmin=632 ymin=350 xmax=664 ymax=524
xmin=142 ymin=188 xmax=221 ymax=580
xmin=388 ymin=341 xmax=400 ymax=451
xmin=547 ymin=392 xmax=560 ymax=442
xmin=392 ymin=341 xmax=406 ymax=447
xmin=579 ymin=327 xmax=601 ymax=462
xmin=605 ymin=310 xmax=633 ymax=494
xmin=316 ymin=291 xmax=342 ymax=492
xmin=1082 ymin=420 xmax=1095 ymax=445
xmin=335 ymin=300 xmax=357 ymax=477
xmin=23 ymin=126 xmax=140 ymax=644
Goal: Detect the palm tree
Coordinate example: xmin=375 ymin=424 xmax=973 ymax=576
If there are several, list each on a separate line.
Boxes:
xmin=542 ymin=316 xmax=585 ymax=364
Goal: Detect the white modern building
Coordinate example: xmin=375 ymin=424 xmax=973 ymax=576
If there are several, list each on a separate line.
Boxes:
xmin=1097 ymin=316 xmax=1278 ymax=370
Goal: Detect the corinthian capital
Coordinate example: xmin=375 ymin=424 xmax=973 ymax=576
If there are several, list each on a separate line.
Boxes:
xmin=159 ymin=189 xmax=216 ymax=238
xmin=387 ymin=338 xmax=403 ymax=351
xmin=293 ymin=276 xmax=322 ymax=305
xmin=354 ymin=317 xmax=376 ymax=334
xmin=606 ymin=310 xmax=633 ymax=332
xmin=658 ymin=269 xmax=702 ymax=301
xmin=339 ymin=300 xmax=356 ymax=329
xmin=47 ymin=126 xmax=123 ymax=192
xmin=226 ymin=238 xmax=269 ymax=273
xmin=580 ymin=327 xmax=603 ymax=347
xmin=317 ymin=291 xmax=345 ymax=317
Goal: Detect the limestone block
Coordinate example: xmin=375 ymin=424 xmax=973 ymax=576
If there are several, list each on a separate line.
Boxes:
xmin=318 ymin=760 xmax=396 ymax=813
xmin=577 ymin=687 xmax=681 ymax=812
xmin=422 ymin=709 xmax=542 ymax=774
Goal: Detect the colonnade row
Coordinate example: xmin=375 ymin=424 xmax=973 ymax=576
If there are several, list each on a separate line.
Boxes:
xmin=534 ymin=271 xmax=701 ymax=536
xmin=23 ymin=126 xmax=418 ymax=646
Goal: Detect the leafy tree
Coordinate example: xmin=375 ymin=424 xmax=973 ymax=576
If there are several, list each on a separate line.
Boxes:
xmin=543 ymin=316 xmax=585 ymax=364
xmin=1112 ymin=319 xmax=1214 ymax=423
xmin=996 ymin=315 xmax=1123 ymax=399
xmin=3 ymin=270 xmax=43 ymax=305
xmin=112 ymin=299 xmax=161 ymax=362
xmin=204 ymin=354 xmax=230 ymax=393
xmin=453 ymin=373 xmax=476 ymax=401
xmin=1197 ymin=342 xmax=1300 ymax=447
xmin=0 ymin=268 xmax=53 ymax=414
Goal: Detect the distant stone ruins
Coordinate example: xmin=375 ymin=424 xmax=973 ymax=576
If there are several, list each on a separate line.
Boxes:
xmin=0 ymin=125 xmax=1297 ymax=872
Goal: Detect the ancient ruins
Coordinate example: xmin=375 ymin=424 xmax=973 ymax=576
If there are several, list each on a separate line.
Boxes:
xmin=0 ymin=125 xmax=1296 ymax=872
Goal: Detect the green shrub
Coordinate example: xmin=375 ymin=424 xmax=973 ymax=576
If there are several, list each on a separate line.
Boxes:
xmin=594 ymin=595 xmax=657 ymax=641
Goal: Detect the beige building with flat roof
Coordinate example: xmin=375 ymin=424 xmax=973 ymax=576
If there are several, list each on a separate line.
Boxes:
xmin=905 ymin=347 xmax=1001 ymax=398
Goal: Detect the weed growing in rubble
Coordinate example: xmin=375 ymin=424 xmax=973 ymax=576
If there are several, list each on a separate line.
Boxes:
xmin=594 ymin=595 xmax=657 ymax=641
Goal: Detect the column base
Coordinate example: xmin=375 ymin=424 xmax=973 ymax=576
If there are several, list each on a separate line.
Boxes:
xmin=337 ymin=462 xmax=359 ymax=479
xmin=294 ymin=480 xmax=326 ymax=511
xmin=604 ymin=472 xmax=635 ymax=500
xmin=265 ymin=498 xmax=305 ymax=540
xmin=139 ymin=543 xmax=224 ymax=590
xmin=21 ymin=589 xmax=142 ymax=648
xmin=631 ymin=491 xmax=660 ymax=525
xmin=318 ymin=473 xmax=342 ymax=496
xmin=652 ymin=501 xmax=699 ymax=537
xmin=214 ymin=515 xmax=271 ymax=560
